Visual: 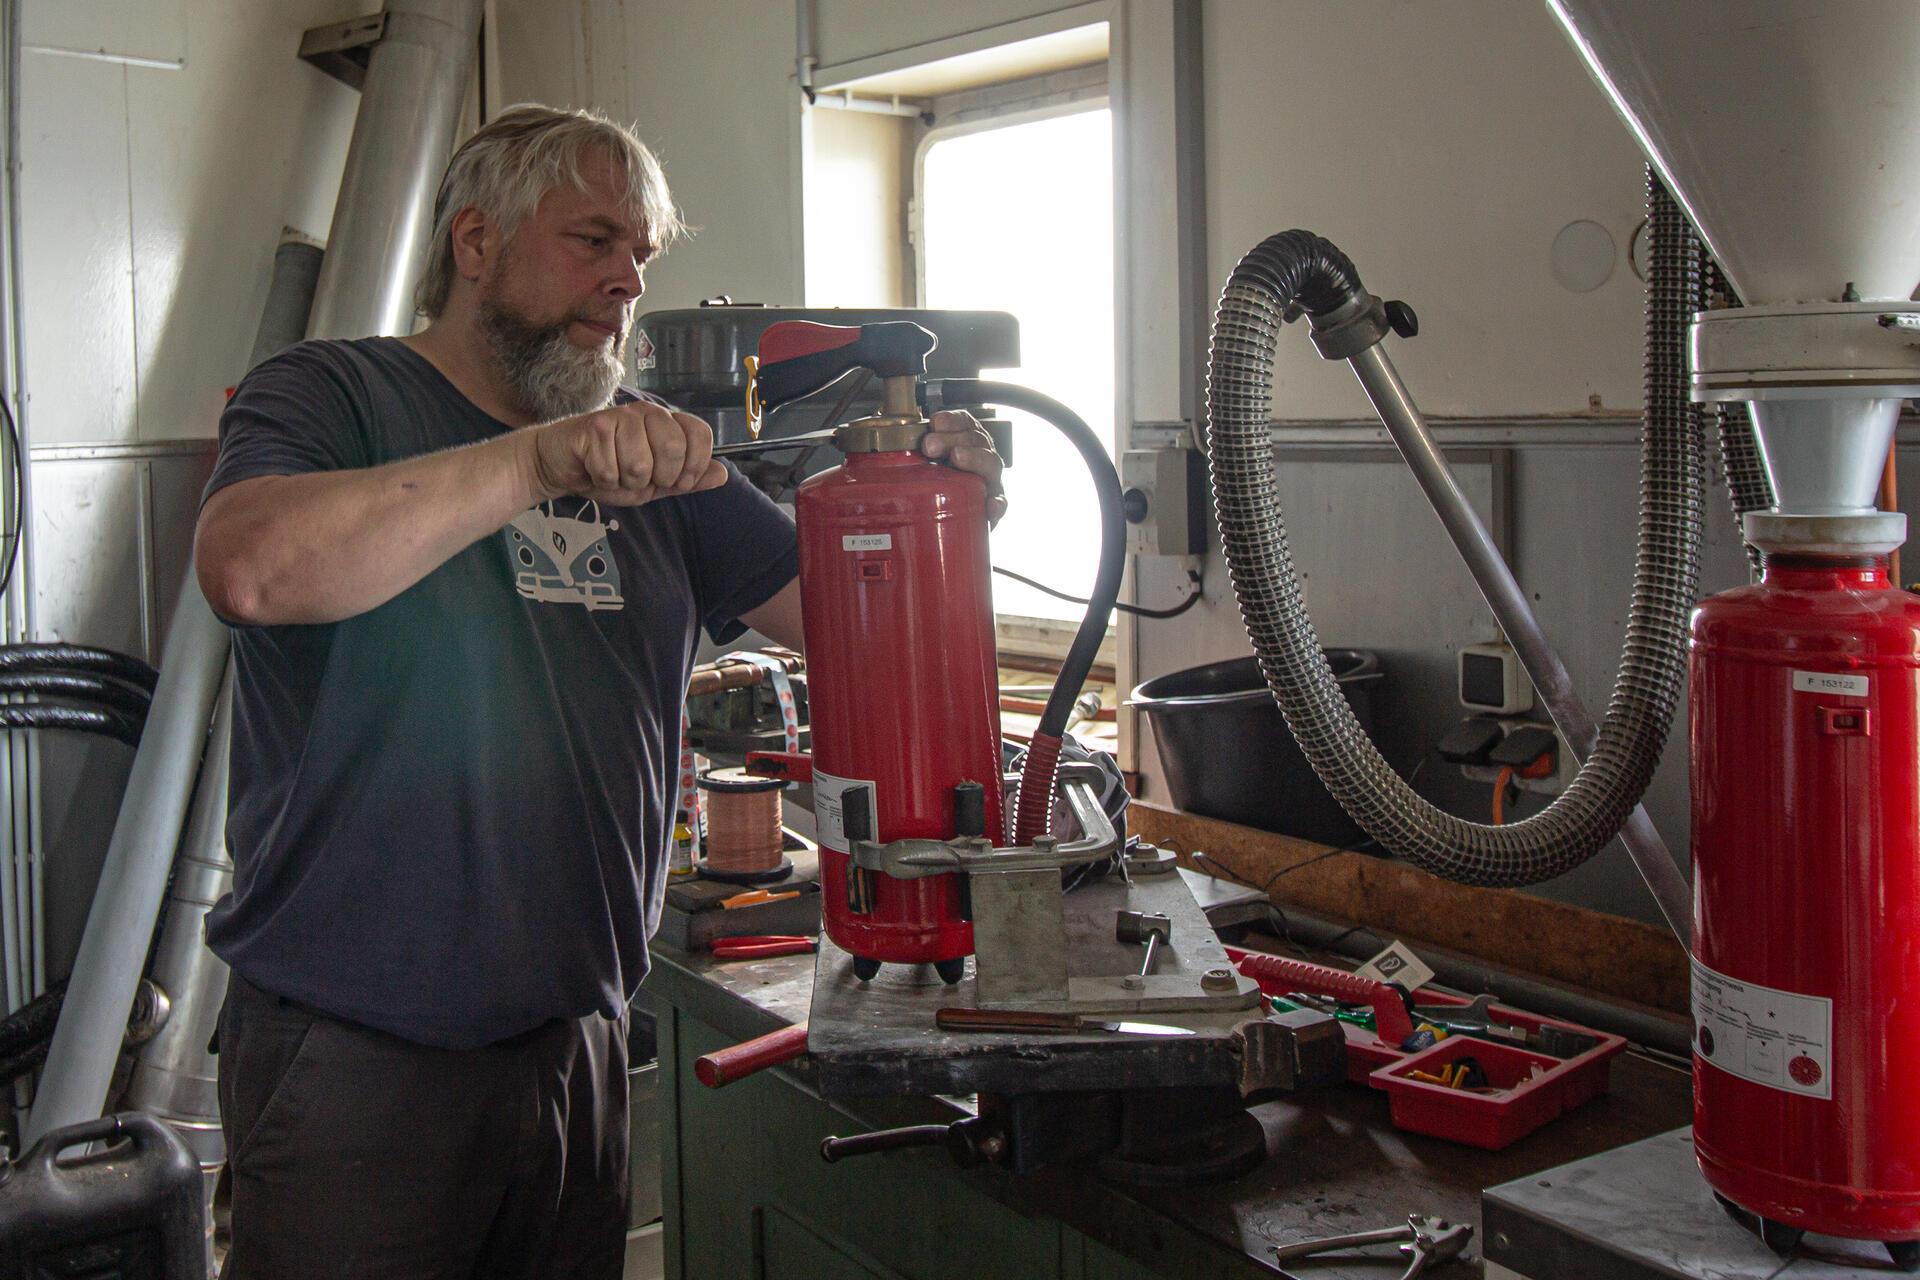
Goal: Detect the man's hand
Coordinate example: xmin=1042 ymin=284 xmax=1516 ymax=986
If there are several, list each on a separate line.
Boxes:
xmin=920 ymin=410 xmax=1007 ymax=525
xmin=527 ymin=402 xmax=729 ymax=506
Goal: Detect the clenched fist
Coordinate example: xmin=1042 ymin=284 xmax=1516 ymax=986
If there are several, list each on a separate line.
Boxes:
xmin=528 ymin=401 xmax=728 ymax=506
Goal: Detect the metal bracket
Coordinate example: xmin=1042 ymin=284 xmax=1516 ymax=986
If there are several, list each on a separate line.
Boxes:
xmin=299 ymin=13 xmax=387 ymax=90
xmin=849 ymin=762 xmax=1119 ymax=880
xmin=1231 ymin=1009 xmax=1347 ymax=1096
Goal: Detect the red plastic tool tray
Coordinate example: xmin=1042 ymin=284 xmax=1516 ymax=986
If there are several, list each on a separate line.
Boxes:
xmin=1227 ymin=945 xmax=1625 ymax=1150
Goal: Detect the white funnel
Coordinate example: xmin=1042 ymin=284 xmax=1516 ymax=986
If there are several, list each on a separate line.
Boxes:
xmin=1549 ymin=0 xmax=1920 ymax=305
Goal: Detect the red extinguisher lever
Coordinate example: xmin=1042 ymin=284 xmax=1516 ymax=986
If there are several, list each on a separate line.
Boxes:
xmin=755 ymin=320 xmax=938 ymax=413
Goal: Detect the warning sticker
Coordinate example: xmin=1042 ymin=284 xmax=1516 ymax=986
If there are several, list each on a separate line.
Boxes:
xmin=812 ymin=770 xmax=877 ymax=853
xmin=1793 ymin=669 xmax=1868 ymax=698
xmin=842 ymin=534 xmax=893 ymax=552
xmin=1692 ymin=958 xmax=1832 ymax=1099
xmin=1354 ymin=940 xmax=1436 ymax=994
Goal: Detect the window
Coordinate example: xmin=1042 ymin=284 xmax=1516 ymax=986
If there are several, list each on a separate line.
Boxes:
xmin=917 ymin=105 xmax=1115 ymax=625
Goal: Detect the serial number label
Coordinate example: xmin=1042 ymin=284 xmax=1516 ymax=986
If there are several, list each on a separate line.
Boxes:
xmin=1792 ymin=670 xmax=1868 ymax=697
xmin=842 ymin=534 xmax=893 ymax=552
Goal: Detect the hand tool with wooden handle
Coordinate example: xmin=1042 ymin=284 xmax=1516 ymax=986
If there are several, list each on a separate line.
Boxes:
xmin=935 ymin=1007 xmax=1194 ymax=1036
xmin=694 ymin=1022 xmax=808 ymax=1088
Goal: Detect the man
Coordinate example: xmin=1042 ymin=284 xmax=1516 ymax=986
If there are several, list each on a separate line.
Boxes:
xmin=195 ymin=103 xmax=1004 ymax=1278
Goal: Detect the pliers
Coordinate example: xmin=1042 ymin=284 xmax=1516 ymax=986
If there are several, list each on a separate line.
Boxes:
xmin=1271 ymin=1215 xmax=1473 ymax=1279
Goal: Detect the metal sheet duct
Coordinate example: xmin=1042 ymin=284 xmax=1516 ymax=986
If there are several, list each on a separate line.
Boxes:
xmin=306 ymin=0 xmax=484 ymax=340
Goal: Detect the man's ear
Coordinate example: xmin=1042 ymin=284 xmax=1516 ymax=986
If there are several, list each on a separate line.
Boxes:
xmin=449 ymin=206 xmax=494 ymax=286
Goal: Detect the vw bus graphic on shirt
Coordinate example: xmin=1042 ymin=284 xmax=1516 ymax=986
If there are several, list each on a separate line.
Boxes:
xmin=504 ymin=500 xmax=625 ymax=611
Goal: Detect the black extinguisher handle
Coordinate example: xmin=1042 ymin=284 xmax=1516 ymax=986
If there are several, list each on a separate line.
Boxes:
xmin=755 ymin=321 xmax=938 ymax=413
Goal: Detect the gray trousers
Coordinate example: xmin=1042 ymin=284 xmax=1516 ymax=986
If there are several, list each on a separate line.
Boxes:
xmin=216 ymin=974 xmax=629 ymax=1280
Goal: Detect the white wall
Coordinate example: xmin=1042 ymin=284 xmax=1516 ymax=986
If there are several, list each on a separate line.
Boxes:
xmin=1201 ymin=0 xmax=1647 ymax=419
xmin=496 ymin=0 xmax=805 ymax=312
xmin=804 ymin=107 xmax=910 ymax=307
xmin=20 ymin=0 xmax=362 ymax=446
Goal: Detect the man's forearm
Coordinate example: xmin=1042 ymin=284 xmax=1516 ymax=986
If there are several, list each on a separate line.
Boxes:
xmin=197 ymin=431 xmax=544 ymax=626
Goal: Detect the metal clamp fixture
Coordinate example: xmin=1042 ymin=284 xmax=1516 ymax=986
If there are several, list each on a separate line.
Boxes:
xmin=1306 ymin=292 xmax=1418 ymax=361
xmin=848 ymin=762 xmax=1121 ymax=880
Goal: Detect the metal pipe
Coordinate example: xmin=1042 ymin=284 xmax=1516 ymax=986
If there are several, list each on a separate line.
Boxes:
xmin=1345 ymin=342 xmax=1693 ymax=944
xmin=0 ymin=0 xmax=27 ymax=1017
xmin=305 ymin=0 xmax=483 ymax=341
xmin=248 ymin=236 xmax=325 ymax=368
xmin=24 ymin=578 xmax=228 ymax=1143
xmin=794 ymin=0 xmax=816 ymax=101
xmin=126 ymin=668 xmax=234 ymax=1270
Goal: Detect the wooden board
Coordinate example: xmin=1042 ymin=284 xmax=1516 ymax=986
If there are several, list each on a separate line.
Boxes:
xmin=1129 ymin=801 xmax=1690 ymax=1014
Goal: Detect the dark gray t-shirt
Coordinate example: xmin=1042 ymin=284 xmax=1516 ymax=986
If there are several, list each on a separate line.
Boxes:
xmin=202 ymin=336 xmax=797 ymax=1049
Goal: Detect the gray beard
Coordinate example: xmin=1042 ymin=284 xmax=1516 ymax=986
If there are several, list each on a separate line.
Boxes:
xmin=478 ymin=297 xmax=626 ymax=422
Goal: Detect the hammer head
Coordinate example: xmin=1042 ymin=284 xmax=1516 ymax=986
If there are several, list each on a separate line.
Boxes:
xmin=1115 ymin=909 xmax=1172 ymax=945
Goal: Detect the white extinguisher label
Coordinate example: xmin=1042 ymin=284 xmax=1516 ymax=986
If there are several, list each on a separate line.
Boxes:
xmin=1793 ymin=669 xmax=1869 ymax=697
xmin=1692 ymin=958 xmax=1833 ymax=1100
xmin=812 ymin=770 xmax=878 ymax=854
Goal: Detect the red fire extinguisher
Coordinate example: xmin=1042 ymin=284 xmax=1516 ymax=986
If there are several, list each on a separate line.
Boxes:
xmin=754 ymin=320 xmax=1002 ymax=983
xmin=1691 ymin=551 xmax=1920 ymax=1265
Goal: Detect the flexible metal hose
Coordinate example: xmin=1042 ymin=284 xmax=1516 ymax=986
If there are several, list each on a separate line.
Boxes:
xmin=1206 ymin=229 xmax=1701 ymax=886
xmin=1695 ymin=231 xmax=1773 ymax=579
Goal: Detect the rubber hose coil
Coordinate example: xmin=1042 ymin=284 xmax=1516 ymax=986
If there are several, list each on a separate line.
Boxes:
xmin=1205 ymin=229 xmax=1702 ymax=886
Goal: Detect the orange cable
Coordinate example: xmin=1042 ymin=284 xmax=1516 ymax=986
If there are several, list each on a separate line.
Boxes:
xmin=1491 ymin=766 xmax=1515 ymax=825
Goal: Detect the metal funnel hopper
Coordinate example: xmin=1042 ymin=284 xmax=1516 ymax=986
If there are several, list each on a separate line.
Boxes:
xmin=1548 ymin=0 xmax=1920 ymax=306
xmin=1550 ymin=1 xmax=1920 ymax=551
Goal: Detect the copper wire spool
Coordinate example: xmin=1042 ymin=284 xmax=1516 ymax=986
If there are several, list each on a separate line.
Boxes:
xmin=697 ymin=768 xmax=786 ymax=877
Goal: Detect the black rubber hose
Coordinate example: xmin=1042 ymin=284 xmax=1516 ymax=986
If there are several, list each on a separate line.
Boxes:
xmin=0 ymin=979 xmax=63 ymax=1059
xmin=0 ymin=1037 xmax=47 ymax=1087
xmin=0 ymin=672 xmax=151 ymax=716
xmin=0 ymin=703 xmax=143 ymax=746
xmin=928 ymin=378 xmax=1125 ymax=741
xmin=1206 ymin=229 xmax=1701 ymax=885
xmin=0 ymin=644 xmax=158 ymax=692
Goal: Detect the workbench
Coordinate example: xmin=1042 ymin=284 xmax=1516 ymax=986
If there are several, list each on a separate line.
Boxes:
xmin=641 ymin=934 xmax=1692 ymax=1278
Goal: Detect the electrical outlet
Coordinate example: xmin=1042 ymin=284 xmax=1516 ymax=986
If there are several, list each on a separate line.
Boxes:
xmin=1513 ymin=727 xmax=1575 ymax=797
xmin=1459 ymin=719 xmax=1572 ymax=798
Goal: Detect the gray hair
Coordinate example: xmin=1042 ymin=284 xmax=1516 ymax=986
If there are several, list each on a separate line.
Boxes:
xmin=414 ymin=103 xmax=686 ymax=319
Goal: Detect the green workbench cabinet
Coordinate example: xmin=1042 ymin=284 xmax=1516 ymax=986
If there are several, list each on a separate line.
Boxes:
xmin=655 ymin=1004 xmax=1264 ymax=1279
